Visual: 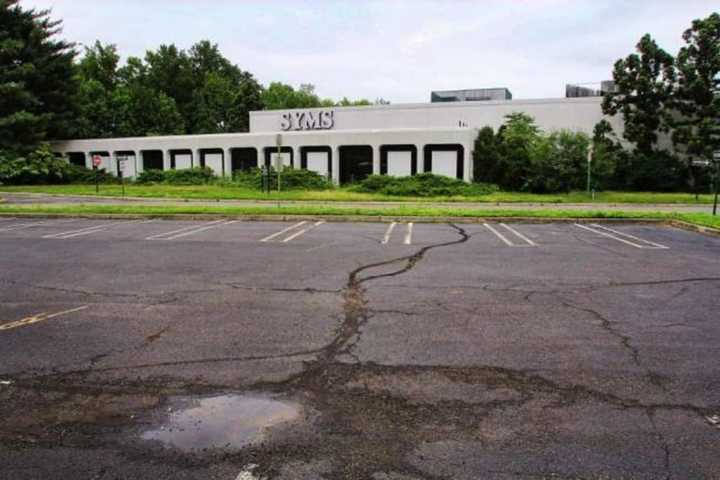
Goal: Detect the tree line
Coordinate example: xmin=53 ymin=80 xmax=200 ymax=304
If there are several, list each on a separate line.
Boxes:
xmin=476 ymin=12 xmax=720 ymax=193
xmin=0 ymin=0 xmax=378 ymax=155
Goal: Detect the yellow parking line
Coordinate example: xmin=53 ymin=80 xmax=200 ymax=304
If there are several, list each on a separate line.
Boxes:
xmin=0 ymin=305 xmax=88 ymax=332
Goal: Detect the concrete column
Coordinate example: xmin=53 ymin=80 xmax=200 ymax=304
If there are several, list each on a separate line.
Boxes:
xmin=164 ymin=150 xmax=172 ymax=170
xmin=224 ymin=148 xmax=232 ymax=177
xmin=85 ymin=152 xmax=93 ymax=170
xmin=137 ymin=151 xmax=145 ymax=175
xmin=111 ymin=152 xmax=119 ymax=177
xmin=372 ymin=144 xmax=381 ymax=176
xmin=332 ymin=146 xmax=341 ymax=185
xmin=463 ymin=145 xmax=472 ymax=182
xmin=416 ymin=144 xmax=424 ymax=173
xmin=194 ymin=149 xmax=201 ymax=169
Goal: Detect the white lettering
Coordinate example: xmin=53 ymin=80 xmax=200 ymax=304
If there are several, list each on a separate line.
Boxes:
xmin=280 ymin=110 xmax=335 ymax=131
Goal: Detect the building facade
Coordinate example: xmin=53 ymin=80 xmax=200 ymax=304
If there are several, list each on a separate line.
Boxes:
xmin=51 ymin=95 xmax=622 ymax=184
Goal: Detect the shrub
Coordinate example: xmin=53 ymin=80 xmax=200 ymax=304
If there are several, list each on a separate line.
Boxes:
xmin=232 ymin=167 xmax=333 ymax=190
xmin=163 ymin=166 xmax=215 ymax=184
xmin=136 ymin=169 xmax=166 ymax=184
xmin=350 ymin=173 xmax=498 ymax=197
xmin=0 ymin=145 xmax=103 ymax=185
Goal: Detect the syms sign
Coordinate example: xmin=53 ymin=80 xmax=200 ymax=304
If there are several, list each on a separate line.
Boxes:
xmin=280 ymin=110 xmax=334 ymax=131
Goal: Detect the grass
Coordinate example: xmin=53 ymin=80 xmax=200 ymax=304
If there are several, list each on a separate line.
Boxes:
xmin=0 ymin=184 xmax=716 ymax=204
xmin=0 ymin=203 xmax=718 ymax=230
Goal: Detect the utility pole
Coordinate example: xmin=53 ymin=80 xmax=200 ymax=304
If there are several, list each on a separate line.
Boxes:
xmin=713 ymin=151 xmax=719 ymax=216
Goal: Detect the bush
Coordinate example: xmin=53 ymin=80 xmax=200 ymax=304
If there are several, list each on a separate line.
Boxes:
xmin=0 ymin=145 xmax=113 ymax=185
xmin=232 ymin=167 xmax=333 ymax=190
xmin=350 ymin=173 xmax=498 ymax=197
xmin=135 ymin=169 xmax=166 ymax=184
xmin=164 ymin=166 xmax=215 ymax=184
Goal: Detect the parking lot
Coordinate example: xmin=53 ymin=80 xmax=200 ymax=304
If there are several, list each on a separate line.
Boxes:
xmin=1 ymin=217 xmax=719 ymax=479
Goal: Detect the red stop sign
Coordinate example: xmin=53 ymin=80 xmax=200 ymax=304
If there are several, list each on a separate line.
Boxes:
xmin=92 ymin=155 xmax=102 ymax=168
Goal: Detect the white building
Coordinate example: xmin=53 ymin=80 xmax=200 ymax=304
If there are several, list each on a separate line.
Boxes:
xmin=51 ymin=96 xmax=621 ymax=184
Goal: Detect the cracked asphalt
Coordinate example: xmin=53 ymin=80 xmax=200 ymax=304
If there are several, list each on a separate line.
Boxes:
xmin=0 ymin=217 xmax=719 ymax=479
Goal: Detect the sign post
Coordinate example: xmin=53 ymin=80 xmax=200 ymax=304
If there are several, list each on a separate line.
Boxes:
xmin=275 ymin=134 xmax=283 ymax=193
xmin=117 ymin=155 xmax=127 ymax=197
xmin=586 ymin=146 xmax=592 ymax=196
xmin=92 ymin=154 xmax=102 ymax=194
xmin=713 ymin=151 xmax=720 ymax=216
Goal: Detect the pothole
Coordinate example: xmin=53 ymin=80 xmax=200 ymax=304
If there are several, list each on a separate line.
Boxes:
xmin=140 ymin=393 xmax=302 ymax=452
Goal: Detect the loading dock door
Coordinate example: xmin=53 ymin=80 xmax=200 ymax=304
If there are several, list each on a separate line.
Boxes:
xmin=431 ymin=151 xmax=457 ymax=178
xmin=339 ymin=146 xmax=373 ymax=184
xmin=306 ymin=151 xmax=330 ymax=177
xmin=387 ymin=151 xmax=413 ymax=176
xmin=202 ymin=152 xmax=223 ymax=176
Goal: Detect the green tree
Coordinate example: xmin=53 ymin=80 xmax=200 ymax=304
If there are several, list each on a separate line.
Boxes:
xmin=472 ymin=126 xmax=502 ymax=184
xmin=496 ymin=112 xmax=541 ymax=190
xmin=191 ymin=72 xmax=245 ymax=133
xmin=671 ymin=12 xmax=720 ymax=191
xmin=526 ymin=130 xmax=589 ymax=193
xmin=0 ymin=0 xmax=77 ymax=152
xmin=602 ymin=34 xmax=675 ymax=155
xmin=262 ymin=82 xmax=323 ymax=110
xmin=590 ymin=120 xmax=620 ymax=189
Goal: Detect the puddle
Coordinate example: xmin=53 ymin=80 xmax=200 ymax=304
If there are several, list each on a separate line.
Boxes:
xmin=141 ymin=393 xmax=301 ymax=452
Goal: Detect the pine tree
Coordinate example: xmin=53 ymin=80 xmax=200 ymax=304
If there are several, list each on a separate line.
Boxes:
xmin=0 ymin=0 xmax=77 ymax=152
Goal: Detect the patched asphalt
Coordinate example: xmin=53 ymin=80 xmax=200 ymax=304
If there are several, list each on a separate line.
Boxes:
xmin=0 ymin=218 xmax=719 ymax=479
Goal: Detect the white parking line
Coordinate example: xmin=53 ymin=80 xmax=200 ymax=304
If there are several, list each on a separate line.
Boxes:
xmin=381 ymin=222 xmax=397 ymax=244
xmin=162 ymin=220 xmax=236 ymax=240
xmin=500 ymin=223 xmax=537 ymax=246
xmin=589 ymin=223 xmax=668 ymax=249
xmin=574 ymin=223 xmax=668 ymax=249
xmin=44 ymin=220 xmax=148 ymax=239
xmin=260 ymin=221 xmax=306 ymax=242
xmin=146 ymin=220 xmax=227 ymax=240
xmin=484 ymin=223 xmax=515 ymax=246
xmin=403 ymin=222 xmax=414 ymax=245
xmin=282 ymin=221 xmax=325 ymax=243
xmin=0 ymin=219 xmax=72 ymax=232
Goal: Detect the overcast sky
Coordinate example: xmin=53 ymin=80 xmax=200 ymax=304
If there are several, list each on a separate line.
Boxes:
xmin=22 ymin=0 xmax=719 ymax=103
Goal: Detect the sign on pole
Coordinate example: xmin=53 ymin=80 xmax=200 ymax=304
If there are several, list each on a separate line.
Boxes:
xmin=92 ymin=154 xmax=102 ymax=168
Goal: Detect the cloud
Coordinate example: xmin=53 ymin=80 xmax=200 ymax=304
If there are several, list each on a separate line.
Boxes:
xmin=21 ymin=0 xmax=719 ymax=102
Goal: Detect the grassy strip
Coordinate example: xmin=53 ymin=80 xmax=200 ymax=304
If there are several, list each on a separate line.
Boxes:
xmin=0 ymin=184 xmax=715 ymax=204
xmin=0 ymin=203 xmax=718 ymax=229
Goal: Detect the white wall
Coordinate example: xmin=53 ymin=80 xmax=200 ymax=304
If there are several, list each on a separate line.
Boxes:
xmin=250 ymin=97 xmax=624 ymax=136
xmin=203 ymin=153 xmax=223 ymax=175
xmin=430 ymin=151 xmax=457 ymax=178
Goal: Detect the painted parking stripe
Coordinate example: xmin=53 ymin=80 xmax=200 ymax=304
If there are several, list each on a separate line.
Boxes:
xmin=574 ymin=223 xmax=668 ymax=249
xmin=260 ymin=221 xmax=306 ymax=242
xmin=282 ymin=221 xmax=325 ymax=243
xmin=0 ymin=219 xmax=73 ymax=232
xmin=403 ymin=222 xmax=414 ymax=245
xmin=146 ymin=220 xmax=227 ymax=240
xmin=0 ymin=305 xmax=88 ymax=332
xmin=162 ymin=220 xmax=236 ymax=240
xmin=500 ymin=223 xmax=536 ymax=246
xmin=484 ymin=223 xmax=515 ymax=246
xmin=381 ymin=222 xmax=397 ymax=244
xmin=44 ymin=219 xmax=149 ymax=239
xmin=589 ymin=223 xmax=668 ymax=249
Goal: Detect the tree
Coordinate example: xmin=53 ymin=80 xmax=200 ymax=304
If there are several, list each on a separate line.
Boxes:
xmin=73 ymin=42 xmax=122 ymax=138
xmin=497 ymin=112 xmax=541 ymax=190
xmin=262 ymin=82 xmax=323 ymax=110
xmin=0 ymin=0 xmax=77 ymax=152
xmin=472 ymin=126 xmax=502 ymax=183
xmin=602 ymin=34 xmax=675 ymax=155
xmin=192 ymin=72 xmax=245 ymax=133
xmin=590 ymin=120 xmax=620 ymax=189
xmin=77 ymin=41 xmax=119 ymax=91
xmin=671 ymin=12 xmax=720 ymax=191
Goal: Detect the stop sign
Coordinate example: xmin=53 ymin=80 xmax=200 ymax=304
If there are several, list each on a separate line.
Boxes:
xmin=92 ymin=155 xmax=102 ymax=168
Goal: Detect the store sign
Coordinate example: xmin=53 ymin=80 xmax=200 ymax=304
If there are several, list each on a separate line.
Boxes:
xmin=280 ymin=110 xmax=334 ymax=131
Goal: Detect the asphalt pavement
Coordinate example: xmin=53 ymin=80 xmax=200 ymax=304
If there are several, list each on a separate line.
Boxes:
xmin=0 ymin=218 xmax=719 ymax=479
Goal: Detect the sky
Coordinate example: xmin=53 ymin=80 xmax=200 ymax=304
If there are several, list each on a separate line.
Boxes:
xmin=22 ymin=0 xmax=719 ymax=103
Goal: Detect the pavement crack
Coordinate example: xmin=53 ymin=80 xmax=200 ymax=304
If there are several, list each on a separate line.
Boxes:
xmin=646 ymin=410 xmax=672 ymax=480
xmin=560 ymin=300 xmax=640 ymax=366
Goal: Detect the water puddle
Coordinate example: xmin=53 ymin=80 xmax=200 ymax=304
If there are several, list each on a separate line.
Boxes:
xmin=141 ymin=393 xmax=301 ymax=452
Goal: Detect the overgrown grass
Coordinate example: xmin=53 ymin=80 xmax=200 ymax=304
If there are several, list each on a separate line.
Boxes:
xmin=0 ymin=184 xmax=716 ymax=204
xmin=0 ymin=203 xmax=718 ymax=229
